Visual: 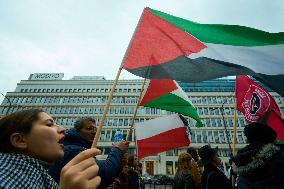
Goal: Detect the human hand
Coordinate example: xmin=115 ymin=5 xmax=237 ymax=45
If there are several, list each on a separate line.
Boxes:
xmin=59 ymin=148 xmax=101 ymax=189
xmin=113 ymin=141 xmax=130 ymax=151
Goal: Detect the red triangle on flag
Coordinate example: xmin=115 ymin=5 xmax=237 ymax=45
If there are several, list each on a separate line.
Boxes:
xmin=140 ymin=80 xmax=177 ymax=105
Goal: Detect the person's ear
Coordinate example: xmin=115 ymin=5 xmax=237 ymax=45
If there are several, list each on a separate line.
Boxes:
xmin=10 ymin=133 xmax=28 ymax=150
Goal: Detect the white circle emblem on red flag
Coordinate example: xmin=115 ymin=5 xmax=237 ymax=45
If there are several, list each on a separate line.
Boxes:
xmin=242 ymin=84 xmax=270 ymax=122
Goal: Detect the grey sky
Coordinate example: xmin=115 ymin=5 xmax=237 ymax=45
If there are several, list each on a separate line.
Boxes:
xmin=0 ymin=0 xmax=283 ymax=102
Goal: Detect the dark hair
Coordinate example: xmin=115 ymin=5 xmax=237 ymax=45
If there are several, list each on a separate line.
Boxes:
xmin=244 ymin=122 xmax=277 ymax=144
xmin=198 ymin=145 xmax=218 ymax=166
xmin=74 ymin=117 xmax=96 ymax=131
xmin=0 ymin=109 xmax=45 ymax=153
xmin=187 ymin=147 xmax=199 ymax=162
xmin=128 ymin=155 xmax=137 ymax=167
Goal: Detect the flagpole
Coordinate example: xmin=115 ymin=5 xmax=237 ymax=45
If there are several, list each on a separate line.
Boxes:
xmin=233 ymin=98 xmax=237 ymax=155
xmin=92 ymin=67 xmax=122 ymax=148
xmin=127 ymin=78 xmax=147 ymax=142
xmin=232 ymin=96 xmax=238 ymax=187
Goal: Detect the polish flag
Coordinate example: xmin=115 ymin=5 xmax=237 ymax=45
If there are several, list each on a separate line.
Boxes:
xmin=135 ymin=114 xmax=190 ymax=160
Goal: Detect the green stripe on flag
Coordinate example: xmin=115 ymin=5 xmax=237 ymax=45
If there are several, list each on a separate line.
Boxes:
xmin=148 ymin=8 xmax=284 ymax=46
xmin=277 ymin=140 xmax=284 ymax=144
xmin=143 ymin=93 xmax=203 ymax=127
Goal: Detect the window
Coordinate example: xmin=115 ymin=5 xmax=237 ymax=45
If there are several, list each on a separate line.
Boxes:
xmin=205 ymin=119 xmax=211 ymax=127
xmin=219 ymin=131 xmax=226 ymax=143
xmin=166 ymin=161 xmax=174 ymax=175
xmin=202 ymin=131 xmax=207 ymax=143
xmin=207 ymin=131 xmax=214 ymax=143
xmin=237 ymin=131 xmax=245 ymax=144
xmin=196 ymin=131 xmax=202 ymax=143
xmin=214 ymin=131 xmax=220 ymax=143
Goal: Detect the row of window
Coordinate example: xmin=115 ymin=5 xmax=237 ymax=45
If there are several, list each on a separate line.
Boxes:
xmin=0 ymin=106 xmax=161 ymax=117
xmin=19 ymin=87 xmax=142 ymax=94
xmin=3 ymin=96 xmax=139 ymax=105
xmin=4 ymin=95 xmax=283 ymax=108
xmin=54 ymin=117 xmax=151 ymax=129
xmin=165 ymin=148 xmax=232 ymax=158
xmin=190 ymin=130 xmax=246 ymax=144
xmin=1 ymin=107 xmax=248 ymax=129
xmin=3 ymin=101 xmax=283 ymax=119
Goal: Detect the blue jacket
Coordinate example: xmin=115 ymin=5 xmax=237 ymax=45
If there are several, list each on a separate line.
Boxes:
xmin=48 ymin=128 xmax=123 ymax=188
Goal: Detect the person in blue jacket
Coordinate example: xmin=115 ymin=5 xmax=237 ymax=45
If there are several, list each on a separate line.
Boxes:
xmin=49 ymin=117 xmax=129 ymax=188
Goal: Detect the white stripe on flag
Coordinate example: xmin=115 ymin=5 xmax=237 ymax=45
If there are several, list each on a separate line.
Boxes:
xmin=135 ymin=114 xmax=184 ymax=140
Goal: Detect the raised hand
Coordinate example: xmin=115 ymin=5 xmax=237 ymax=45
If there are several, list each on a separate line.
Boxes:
xmin=59 ymin=148 xmax=101 ymax=189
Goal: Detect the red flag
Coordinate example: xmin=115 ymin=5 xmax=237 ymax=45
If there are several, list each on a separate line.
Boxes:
xmin=265 ymin=111 xmax=284 ymax=143
xmin=235 ymin=75 xmax=281 ymax=123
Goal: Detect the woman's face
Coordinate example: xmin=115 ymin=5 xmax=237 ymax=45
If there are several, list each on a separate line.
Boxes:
xmin=25 ymin=112 xmax=65 ymax=163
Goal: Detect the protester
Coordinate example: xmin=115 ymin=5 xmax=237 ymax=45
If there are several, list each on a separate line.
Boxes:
xmin=173 ymin=152 xmax=196 ymax=189
xmin=187 ymin=147 xmax=204 ymax=174
xmin=199 ymin=145 xmax=232 ymax=189
xmin=106 ymin=151 xmax=129 ymax=189
xmin=136 ymin=162 xmax=145 ymax=189
xmin=49 ymin=117 xmax=129 ymax=188
xmin=0 ymin=109 xmax=101 ymax=189
xmin=127 ymin=155 xmax=140 ymax=189
xmin=232 ymin=122 xmax=284 ymax=189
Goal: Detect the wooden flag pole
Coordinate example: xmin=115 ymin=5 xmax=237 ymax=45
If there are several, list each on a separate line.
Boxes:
xmin=232 ymin=96 xmax=238 ymax=187
xmin=92 ymin=67 xmax=122 ymax=148
xmin=126 ymin=78 xmax=147 ymax=142
xmin=232 ymin=96 xmax=237 ymax=156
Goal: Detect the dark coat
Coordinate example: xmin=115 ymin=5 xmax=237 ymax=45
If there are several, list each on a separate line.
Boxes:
xmin=128 ymin=167 xmax=140 ymax=189
xmin=233 ymin=143 xmax=284 ymax=189
xmin=173 ymin=170 xmax=195 ymax=189
xmin=48 ymin=128 xmax=123 ymax=189
xmin=201 ymin=164 xmax=232 ymax=189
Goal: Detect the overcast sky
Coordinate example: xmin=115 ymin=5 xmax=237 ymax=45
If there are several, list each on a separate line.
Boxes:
xmin=0 ymin=0 xmax=283 ymax=102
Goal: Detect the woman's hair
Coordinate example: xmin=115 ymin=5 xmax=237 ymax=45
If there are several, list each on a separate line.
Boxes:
xmin=74 ymin=117 xmax=96 ymax=131
xmin=177 ymin=152 xmax=201 ymax=188
xmin=177 ymin=152 xmax=193 ymax=172
xmin=0 ymin=109 xmax=44 ymax=153
xmin=187 ymin=147 xmax=199 ymax=162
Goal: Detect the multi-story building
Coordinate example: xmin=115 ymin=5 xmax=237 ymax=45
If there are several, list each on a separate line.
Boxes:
xmin=1 ymin=73 xmax=283 ymax=176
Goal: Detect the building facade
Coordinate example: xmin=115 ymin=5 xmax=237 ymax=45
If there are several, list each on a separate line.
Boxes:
xmin=1 ymin=73 xmax=283 ymax=176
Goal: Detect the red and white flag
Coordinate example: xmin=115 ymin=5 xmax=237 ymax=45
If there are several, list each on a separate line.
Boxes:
xmin=235 ymin=75 xmax=281 ymax=123
xmin=135 ymin=114 xmax=190 ymax=160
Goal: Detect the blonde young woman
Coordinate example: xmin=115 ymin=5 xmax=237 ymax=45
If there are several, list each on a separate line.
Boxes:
xmin=174 ymin=152 xmax=202 ymax=189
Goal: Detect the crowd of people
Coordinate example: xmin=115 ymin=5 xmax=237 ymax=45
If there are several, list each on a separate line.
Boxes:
xmin=0 ymin=108 xmax=284 ymax=189
xmin=173 ymin=122 xmax=284 ymax=189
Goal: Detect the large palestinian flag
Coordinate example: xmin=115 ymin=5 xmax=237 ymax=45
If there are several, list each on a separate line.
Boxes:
xmin=140 ymin=79 xmax=202 ymax=127
xmin=122 ymin=7 xmax=284 ymax=96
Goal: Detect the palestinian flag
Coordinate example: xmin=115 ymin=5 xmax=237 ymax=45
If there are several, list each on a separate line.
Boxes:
xmin=140 ymin=79 xmax=202 ymax=127
xmin=122 ymin=7 xmax=284 ymax=96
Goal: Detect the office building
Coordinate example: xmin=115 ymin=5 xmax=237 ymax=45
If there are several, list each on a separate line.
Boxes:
xmin=1 ymin=73 xmax=283 ymax=176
